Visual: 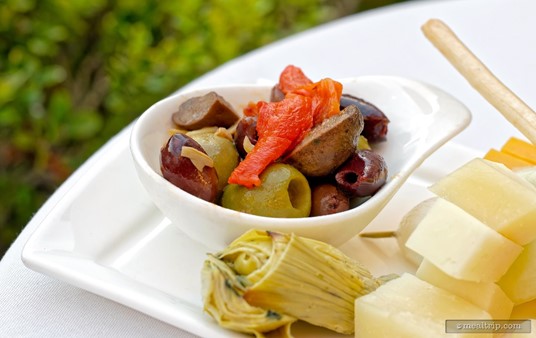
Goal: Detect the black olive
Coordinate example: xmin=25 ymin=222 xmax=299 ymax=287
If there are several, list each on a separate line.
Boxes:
xmin=233 ymin=116 xmax=258 ymax=159
xmin=160 ymin=133 xmax=218 ymax=202
xmin=335 ymin=150 xmax=387 ymax=198
xmin=340 ymin=94 xmax=389 ymax=142
xmin=310 ymin=183 xmax=350 ymax=216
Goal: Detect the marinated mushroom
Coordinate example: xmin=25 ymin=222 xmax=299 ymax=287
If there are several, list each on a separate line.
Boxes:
xmin=172 ymin=91 xmax=240 ymax=130
xmin=285 ymin=104 xmax=364 ymax=177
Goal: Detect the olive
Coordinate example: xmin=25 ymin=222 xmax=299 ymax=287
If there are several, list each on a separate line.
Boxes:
xmin=189 ymin=131 xmax=239 ymax=193
xmin=340 ymin=94 xmax=389 ymax=142
xmin=221 ymin=163 xmax=311 ymax=218
xmin=160 ymin=133 xmax=218 ymax=202
xmin=233 ymin=116 xmax=258 ymax=158
xmin=310 ymin=184 xmax=350 ymax=217
xmin=335 ymin=150 xmax=387 ymax=198
xmin=270 ymin=84 xmax=285 ymax=102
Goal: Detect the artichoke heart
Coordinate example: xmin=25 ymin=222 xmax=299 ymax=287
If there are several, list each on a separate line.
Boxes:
xmin=202 ymin=234 xmax=296 ymax=338
xmin=201 ymin=229 xmax=390 ymax=336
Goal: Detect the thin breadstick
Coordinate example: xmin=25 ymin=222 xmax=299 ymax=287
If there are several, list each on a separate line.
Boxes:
xmin=421 ymin=18 xmax=536 ymax=145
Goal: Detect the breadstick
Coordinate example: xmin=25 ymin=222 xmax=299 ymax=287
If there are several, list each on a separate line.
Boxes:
xmin=422 ymin=18 xmax=536 ymax=144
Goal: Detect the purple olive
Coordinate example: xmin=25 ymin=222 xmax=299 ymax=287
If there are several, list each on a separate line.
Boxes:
xmin=340 ymin=94 xmax=389 ymax=142
xmin=310 ymin=183 xmax=350 ymax=216
xmin=160 ymin=133 xmax=218 ymax=202
xmin=335 ymin=150 xmax=387 ymax=198
xmin=270 ymin=85 xmax=285 ymax=102
xmin=233 ymin=116 xmax=258 ymax=158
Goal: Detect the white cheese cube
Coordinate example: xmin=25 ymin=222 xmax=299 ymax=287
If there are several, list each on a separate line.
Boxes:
xmin=406 ymin=198 xmax=523 ymax=282
xmin=429 ymin=158 xmax=536 ymax=245
xmin=354 ymin=273 xmax=492 ymax=338
xmin=417 ymin=260 xmax=513 ymax=319
xmin=499 ymin=240 xmax=536 ymax=305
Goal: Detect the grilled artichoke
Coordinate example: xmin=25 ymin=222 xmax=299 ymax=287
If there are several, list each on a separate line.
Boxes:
xmin=201 ymin=229 xmax=391 ymax=336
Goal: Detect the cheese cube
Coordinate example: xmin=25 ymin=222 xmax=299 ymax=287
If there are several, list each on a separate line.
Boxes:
xmin=499 ymin=240 xmax=536 ymax=305
xmin=354 ymin=273 xmax=492 ymax=338
xmin=406 ymin=198 xmax=523 ymax=282
xmin=501 ymin=137 xmax=536 ymax=165
xmin=511 ymin=299 xmax=536 ymax=320
xmin=416 ymin=260 xmax=513 ymax=319
xmin=484 ymin=149 xmax=532 ymax=169
xmin=429 ymin=158 xmax=536 ymax=245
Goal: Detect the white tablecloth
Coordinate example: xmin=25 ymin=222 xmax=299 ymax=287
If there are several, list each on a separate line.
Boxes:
xmin=2 ymin=0 xmax=535 ymax=336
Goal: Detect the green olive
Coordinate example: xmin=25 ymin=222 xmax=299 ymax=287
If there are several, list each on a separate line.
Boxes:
xmin=190 ymin=132 xmax=239 ymax=193
xmin=221 ymin=163 xmax=311 ymax=218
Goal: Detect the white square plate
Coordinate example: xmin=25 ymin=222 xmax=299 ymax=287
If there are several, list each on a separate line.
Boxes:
xmin=21 ymin=126 xmax=480 ymax=337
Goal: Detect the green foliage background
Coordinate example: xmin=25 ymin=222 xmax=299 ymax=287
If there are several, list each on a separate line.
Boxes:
xmin=0 ymin=0 xmax=407 ymax=258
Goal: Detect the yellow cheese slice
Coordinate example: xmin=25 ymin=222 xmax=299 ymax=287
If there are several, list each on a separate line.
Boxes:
xmin=501 ymin=137 xmax=536 ymax=165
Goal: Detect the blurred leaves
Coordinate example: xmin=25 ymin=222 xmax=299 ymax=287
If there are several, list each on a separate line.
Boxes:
xmin=0 ymin=0 xmax=405 ymax=257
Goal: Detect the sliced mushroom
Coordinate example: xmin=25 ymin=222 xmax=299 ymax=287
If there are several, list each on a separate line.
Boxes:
xmin=172 ymin=91 xmax=240 ymax=130
xmin=285 ymin=105 xmax=364 ymax=177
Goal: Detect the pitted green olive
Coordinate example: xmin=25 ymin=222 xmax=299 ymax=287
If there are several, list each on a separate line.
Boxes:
xmin=189 ymin=131 xmax=239 ymax=193
xmin=221 ymin=163 xmax=311 ymax=218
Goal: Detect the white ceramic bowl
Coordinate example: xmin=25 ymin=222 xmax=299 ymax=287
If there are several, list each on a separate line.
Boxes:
xmin=130 ymin=76 xmax=471 ymax=250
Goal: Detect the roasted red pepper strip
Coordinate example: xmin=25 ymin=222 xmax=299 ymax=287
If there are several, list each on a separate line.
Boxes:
xmin=278 ymin=65 xmax=313 ymax=93
xmin=228 ymin=94 xmax=312 ymax=187
xmin=228 ymin=66 xmax=342 ymax=188
xmin=227 ymin=136 xmax=292 ymax=188
xmin=279 ymin=65 xmax=342 ymax=125
xmin=293 ymin=78 xmax=343 ymax=126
